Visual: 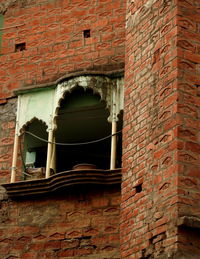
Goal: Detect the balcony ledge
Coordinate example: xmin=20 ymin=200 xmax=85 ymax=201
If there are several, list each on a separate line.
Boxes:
xmin=2 ymin=169 xmax=121 ymax=198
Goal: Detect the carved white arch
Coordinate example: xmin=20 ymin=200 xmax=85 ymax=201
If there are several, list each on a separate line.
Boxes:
xmin=52 ymin=75 xmax=124 ymax=129
xmin=19 ymin=117 xmax=48 ymax=135
xmin=16 ymin=75 xmax=124 ymax=134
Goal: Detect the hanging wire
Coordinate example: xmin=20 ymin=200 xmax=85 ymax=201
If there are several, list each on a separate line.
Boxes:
xmin=24 ymin=129 xmax=122 ymax=146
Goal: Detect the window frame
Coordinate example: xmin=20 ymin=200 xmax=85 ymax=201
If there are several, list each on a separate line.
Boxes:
xmin=11 ymin=75 xmax=124 ymax=182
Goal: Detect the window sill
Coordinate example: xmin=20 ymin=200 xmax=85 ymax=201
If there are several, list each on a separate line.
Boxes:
xmin=2 ymin=169 xmax=121 ymax=198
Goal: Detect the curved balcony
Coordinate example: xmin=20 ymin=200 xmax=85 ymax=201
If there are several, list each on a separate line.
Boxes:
xmin=2 ymin=169 xmax=121 ymax=198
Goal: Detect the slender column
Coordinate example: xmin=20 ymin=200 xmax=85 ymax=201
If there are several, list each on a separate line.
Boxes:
xmin=45 ymin=129 xmax=53 ymax=178
xmin=11 ymin=133 xmax=19 ymax=183
xmin=50 ymin=135 xmax=56 ymax=174
xmin=11 ymin=96 xmax=21 ymax=183
xmin=110 ymin=120 xmax=117 ymax=170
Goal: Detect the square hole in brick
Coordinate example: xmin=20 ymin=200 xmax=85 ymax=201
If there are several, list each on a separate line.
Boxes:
xmin=135 ymin=183 xmax=142 ymax=193
xmin=15 ymin=42 xmax=26 ymax=52
xmin=83 ymin=29 xmax=91 ymax=38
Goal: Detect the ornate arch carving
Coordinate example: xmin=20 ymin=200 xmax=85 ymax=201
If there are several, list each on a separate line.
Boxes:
xmin=52 ymin=75 xmax=115 ymax=129
xmin=19 ymin=117 xmax=48 ymax=135
xmin=16 ymin=75 xmax=124 ymax=133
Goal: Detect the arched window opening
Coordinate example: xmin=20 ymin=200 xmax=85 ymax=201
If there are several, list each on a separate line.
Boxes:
xmin=56 ymin=87 xmax=113 ymax=172
xmin=23 ymin=119 xmax=48 ymax=177
xmin=10 ymin=75 xmax=124 ymax=183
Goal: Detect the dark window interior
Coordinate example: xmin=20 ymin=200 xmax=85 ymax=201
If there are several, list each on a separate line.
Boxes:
xmin=56 ymin=87 xmax=112 ymax=172
xmin=24 ymin=119 xmax=48 ymax=168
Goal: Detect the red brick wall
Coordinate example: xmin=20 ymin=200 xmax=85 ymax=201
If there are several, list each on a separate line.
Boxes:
xmin=0 ymin=0 xmax=126 ymax=99
xmin=123 ymin=0 xmax=200 ymax=258
xmin=0 ymin=186 xmax=121 ymax=258
xmin=176 ymin=0 xmax=200 ymax=256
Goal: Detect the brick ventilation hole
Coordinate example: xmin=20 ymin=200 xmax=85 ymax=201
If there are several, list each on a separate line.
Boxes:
xmin=83 ymin=29 xmax=91 ymax=38
xmin=135 ymin=183 xmax=142 ymax=193
xmin=15 ymin=43 xmax=26 ymax=52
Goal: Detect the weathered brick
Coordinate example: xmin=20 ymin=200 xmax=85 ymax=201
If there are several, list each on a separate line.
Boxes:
xmin=123 ymin=0 xmax=200 ymax=258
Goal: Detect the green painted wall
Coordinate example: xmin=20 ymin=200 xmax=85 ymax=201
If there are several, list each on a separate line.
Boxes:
xmin=0 ymin=14 xmax=3 ymax=52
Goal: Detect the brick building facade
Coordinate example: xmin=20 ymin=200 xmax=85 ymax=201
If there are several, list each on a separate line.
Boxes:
xmin=0 ymin=0 xmax=200 ymax=258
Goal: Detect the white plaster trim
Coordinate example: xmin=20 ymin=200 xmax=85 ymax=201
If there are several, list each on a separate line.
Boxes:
xmin=16 ymin=75 xmax=124 ymax=134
